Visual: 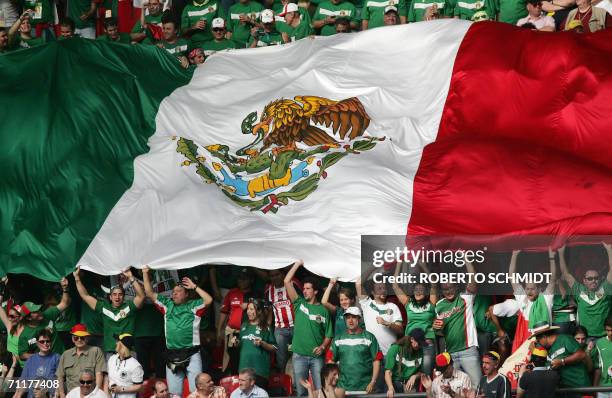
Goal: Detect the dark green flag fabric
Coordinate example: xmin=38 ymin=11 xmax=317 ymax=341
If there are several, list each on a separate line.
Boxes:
xmin=0 ymin=39 xmax=192 ymax=281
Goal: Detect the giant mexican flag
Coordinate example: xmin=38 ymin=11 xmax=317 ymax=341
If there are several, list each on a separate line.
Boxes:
xmin=2 ymin=20 xmax=612 ymax=281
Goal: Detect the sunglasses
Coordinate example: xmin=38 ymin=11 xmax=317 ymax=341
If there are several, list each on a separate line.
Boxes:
xmin=212 ymin=28 xmax=224 ymax=32
xmin=72 ymin=335 xmax=87 ymax=341
xmin=37 ymin=339 xmax=51 ymax=344
xmin=584 ymin=276 xmax=599 ymax=281
xmin=79 ymin=379 xmax=94 ymax=385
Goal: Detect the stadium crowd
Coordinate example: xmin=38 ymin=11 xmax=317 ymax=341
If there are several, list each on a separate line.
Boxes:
xmin=0 ymin=0 xmax=611 ymax=62
xmin=0 ymin=244 xmax=610 ymax=398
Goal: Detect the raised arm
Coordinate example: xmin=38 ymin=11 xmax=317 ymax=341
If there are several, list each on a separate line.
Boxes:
xmin=465 ymin=259 xmax=477 ymax=294
xmin=181 ymin=277 xmax=214 ymax=307
xmin=321 ymin=278 xmax=338 ymax=314
xmin=123 ymin=269 xmax=145 ymax=309
xmin=141 ymin=266 xmax=158 ymax=302
xmin=544 ymin=247 xmax=557 ymax=295
xmin=73 ymin=267 xmax=98 ymax=310
xmin=56 ymin=277 xmax=71 ymax=312
xmin=603 ymin=242 xmax=612 ymax=284
xmin=508 ymin=250 xmax=521 ymax=294
xmin=392 ymin=262 xmax=409 ymax=306
xmin=0 ymin=280 xmax=11 ymax=330
xmin=419 ymin=262 xmax=438 ymax=304
xmin=558 ymin=245 xmax=576 ymax=288
xmin=284 ymin=260 xmax=303 ymax=302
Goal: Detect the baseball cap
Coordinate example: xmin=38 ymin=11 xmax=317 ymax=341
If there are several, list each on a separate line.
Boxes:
xmin=21 ymin=302 xmax=42 ymax=315
xmin=343 ymin=306 xmax=362 ymax=318
xmin=280 ymin=2 xmax=299 ymax=16
xmin=435 ymin=352 xmax=452 ymax=370
xmin=261 ymin=9 xmax=275 ymax=23
xmin=384 ymin=5 xmax=398 ymax=13
xmin=114 ymin=333 xmax=135 ymax=351
xmin=212 ymin=17 xmax=225 ymax=29
xmin=70 ymin=324 xmax=91 ymax=337
xmin=471 ymin=10 xmax=489 ymax=21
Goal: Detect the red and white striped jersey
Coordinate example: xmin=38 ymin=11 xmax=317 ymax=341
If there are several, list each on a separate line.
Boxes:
xmin=265 ymin=278 xmax=303 ymax=329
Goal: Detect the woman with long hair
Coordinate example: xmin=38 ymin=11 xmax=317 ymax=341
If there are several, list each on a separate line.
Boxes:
xmin=321 ymin=279 xmax=361 ymax=336
xmin=391 ymin=261 xmax=437 ymax=375
xmin=384 ymin=329 xmax=425 ymax=397
xmin=0 ymin=278 xmax=25 ymax=366
xmin=237 ymin=299 xmax=277 ymax=389
xmin=107 ymin=334 xmax=144 ymax=397
xmin=300 ymin=363 xmax=340 ymax=398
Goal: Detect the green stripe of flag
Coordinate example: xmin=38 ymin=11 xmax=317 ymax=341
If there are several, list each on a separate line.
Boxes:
xmin=0 ymin=39 xmax=193 ymax=281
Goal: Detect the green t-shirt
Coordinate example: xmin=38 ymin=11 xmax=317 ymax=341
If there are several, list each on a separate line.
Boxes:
xmin=96 ymin=33 xmax=132 ymax=43
xmin=227 ymin=1 xmax=264 ymax=46
xmin=314 ymin=1 xmax=359 ymax=36
xmin=132 ymin=13 xmax=164 ymax=33
xmin=552 ymin=291 xmax=572 ymax=324
xmin=331 ymin=330 xmax=380 ymax=391
xmin=22 ymin=0 xmax=53 ymax=24
xmin=155 ymin=295 xmax=206 ymax=349
xmin=134 ymin=302 xmax=164 ymax=337
xmin=17 ymin=307 xmax=64 ymax=356
xmin=385 ymin=343 xmax=423 ymax=382
xmin=596 ymin=337 xmax=612 ymax=386
xmin=67 ymin=0 xmax=95 ymax=29
xmin=435 ymin=294 xmax=478 ymax=353
xmin=495 ymin=0 xmax=526 ymax=24
xmin=407 ymin=0 xmax=452 ymax=21
xmin=248 ymin=29 xmax=283 ymax=47
xmin=54 ymin=306 xmax=78 ymax=332
xmin=453 ymin=0 xmax=494 ymax=20
xmin=158 ymin=38 xmax=191 ymax=57
xmin=548 ymin=334 xmax=591 ymax=388
xmin=201 ymin=38 xmax=237 ymax=56
xmin=572 ymin=281 xmax=612 ymax=337
xmin=362 ymin=0 xmax=406 ymax=28
xmin=333 ymin=307 xmax=366 ymax=337
xmin=238 ymin=322 xmax=277 ymax=377
xmin=95 ymin=300 xmax=137 ymax=352
xmin=181 ymin=0 xmax=227 ymax=46
xmin=405 ymin=301 xmax=436 ymax=340
xmin=275 ymin=18 xmax=313 ymax=42
xmin=291 ymin=296 xmax=333 ymax=357
xmin=80 ymin=285 xmax=105 ymax=335
xmin=472 ymin=295 xmax=496 ymax=334
xmin=17 ymin=36 xmax=45 ymax=49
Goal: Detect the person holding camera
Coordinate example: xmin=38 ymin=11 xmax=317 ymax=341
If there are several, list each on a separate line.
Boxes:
xmin=312 ymin=0 xmax=358 ymax=36
xmin=248 ymin=9 xmax=283 ymax=47
xmin=143 ymin=266 xmax=213 ymax=397
xmin=516 ymin=344 xmax=559 ymax=398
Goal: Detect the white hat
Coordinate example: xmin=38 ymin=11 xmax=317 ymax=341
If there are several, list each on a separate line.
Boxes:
xmin=212 ymin=17 xmax=225 ymax=28
xmin=261 ymin=9 xmax=275 ymax=23
xmin=281 ymin=2 xmax=299 ymax=15
xmin=343 ymin=306 xmax=362 ymax=318
xmin=384 ymin=5 xmax=398 ymax=13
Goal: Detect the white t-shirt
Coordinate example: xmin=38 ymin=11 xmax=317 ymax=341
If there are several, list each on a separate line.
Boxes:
xmin=66 ymin=386 xmax=108 ymax=398
xmin=493 ymin=287 xmax=553 ymax=323
xmin=107 ymin=354 xmax=144 ymax=398
xmin=359 ymin=297 xmax=402 ymax=355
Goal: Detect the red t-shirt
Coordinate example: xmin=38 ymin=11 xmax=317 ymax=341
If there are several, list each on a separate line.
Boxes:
xmin=221 ymin=288 xmax=245 ymax=330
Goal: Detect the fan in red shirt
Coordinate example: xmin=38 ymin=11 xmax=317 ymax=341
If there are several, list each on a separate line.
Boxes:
xmin=217 ymin=267 xmax=258 ymax=374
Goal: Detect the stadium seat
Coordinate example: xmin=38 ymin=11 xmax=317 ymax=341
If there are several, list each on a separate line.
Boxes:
xmin=268 ymin=373 xmax=293 ymax=396
xmin=140 ymin=378 xmax=155 ymax=398
xmin=220 ymin=375 xmax=240 ymax=395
